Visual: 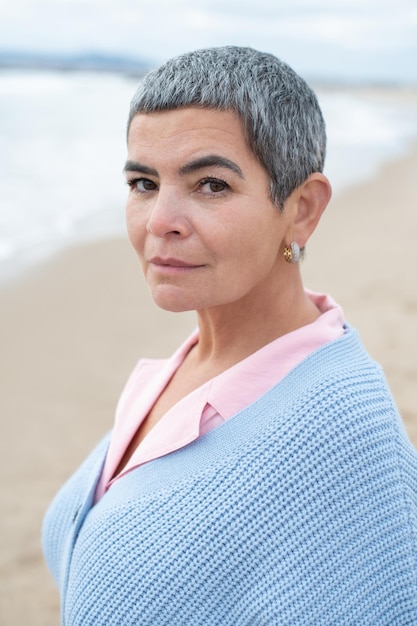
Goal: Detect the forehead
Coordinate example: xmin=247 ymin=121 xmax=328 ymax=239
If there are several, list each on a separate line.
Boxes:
xmin=127 ymin=107 xmax=250 ymax=159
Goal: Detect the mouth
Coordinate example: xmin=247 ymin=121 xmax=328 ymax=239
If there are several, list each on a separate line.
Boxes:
xmin=148 ymin=256 xmax=205 ymax=273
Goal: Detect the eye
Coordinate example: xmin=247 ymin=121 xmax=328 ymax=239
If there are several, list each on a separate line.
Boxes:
xmin=199 ymin=177 xmax=230 ymax=194
xmin=126 ymin=177 xmax=157 ymax=193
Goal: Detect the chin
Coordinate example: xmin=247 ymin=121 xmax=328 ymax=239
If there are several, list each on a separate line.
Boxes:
xmin=155 ymin=300 xmax=195 ymax=313
xmin=150 ymin=288 xmax=199 ymax=313
xmin=148 ymin=282 xmax=233 ymax=313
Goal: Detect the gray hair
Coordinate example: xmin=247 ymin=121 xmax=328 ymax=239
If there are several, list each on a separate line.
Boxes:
xmin=128 ymin=46 xmax=326 ymax=209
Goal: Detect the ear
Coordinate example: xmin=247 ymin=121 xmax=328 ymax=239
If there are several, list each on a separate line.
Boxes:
xmin=286 ymin=173 xmax=332 ymax=249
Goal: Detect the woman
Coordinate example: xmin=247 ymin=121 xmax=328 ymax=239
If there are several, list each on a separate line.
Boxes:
xmin=43 ymin=47 xmax=417 ymax=625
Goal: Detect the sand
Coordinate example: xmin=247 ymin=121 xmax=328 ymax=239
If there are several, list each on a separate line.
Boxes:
xmin=1 ymin=101 xmax=416 ymax=625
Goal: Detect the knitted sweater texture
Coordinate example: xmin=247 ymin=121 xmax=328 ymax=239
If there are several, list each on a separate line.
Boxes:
xmin=42 ymin=328 xmax=417 ymax=625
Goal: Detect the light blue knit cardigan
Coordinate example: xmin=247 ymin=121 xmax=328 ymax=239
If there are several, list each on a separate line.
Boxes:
xmin=43 ymin=327 xmax=417 ymax=625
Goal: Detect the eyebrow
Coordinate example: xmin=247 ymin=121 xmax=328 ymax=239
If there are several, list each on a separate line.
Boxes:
xmin=123 ymin=155 xmax=244 ymax=179
xmin=179 ymin=155 xmax=244 ymax=178
xmin=123 ymin=160 xmax=158 ymax=176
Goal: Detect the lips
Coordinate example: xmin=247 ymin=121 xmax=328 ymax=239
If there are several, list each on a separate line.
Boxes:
xmin=147 ymin=256 xmax=206 ymax=276
xmin=149 ymin=256 xmax=202 ymax=268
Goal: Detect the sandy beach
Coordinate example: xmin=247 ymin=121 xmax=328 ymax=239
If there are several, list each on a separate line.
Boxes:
xmin=1 ymin=98 xmax=417 ymax=625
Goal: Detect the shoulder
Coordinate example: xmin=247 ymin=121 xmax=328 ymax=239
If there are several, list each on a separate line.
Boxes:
xmin=255 ymin=325 xmax=417 ymax=502
xmin=281 ymin=325 xmax=411 ymax=454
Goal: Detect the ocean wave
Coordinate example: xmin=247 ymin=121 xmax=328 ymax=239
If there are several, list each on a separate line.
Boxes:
xmin=1 ymin=71 xmax=417 ymax=281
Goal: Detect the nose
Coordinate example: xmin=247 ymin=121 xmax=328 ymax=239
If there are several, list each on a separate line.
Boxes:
xmin=146 ymin=187 xmax=191 ymax=239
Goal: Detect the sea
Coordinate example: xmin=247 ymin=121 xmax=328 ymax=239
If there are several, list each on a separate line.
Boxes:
xmin=1 ymin=69 xmax=417 ymax=283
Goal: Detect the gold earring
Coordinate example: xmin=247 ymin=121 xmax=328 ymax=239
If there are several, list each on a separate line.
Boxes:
xmin=283 ymin=242 xmax=300 ymax=264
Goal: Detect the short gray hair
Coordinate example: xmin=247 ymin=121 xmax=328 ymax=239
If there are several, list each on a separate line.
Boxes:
xmin=128 ymin=46 xmax=326 ymax=209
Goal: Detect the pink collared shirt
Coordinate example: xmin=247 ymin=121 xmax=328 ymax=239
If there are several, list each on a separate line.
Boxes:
xmin=95 ymin=290 xmax=345 ymax=501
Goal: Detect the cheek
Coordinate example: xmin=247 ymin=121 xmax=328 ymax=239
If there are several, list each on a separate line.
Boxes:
xmin=126 ymin=205 xmax=145 ymax=251
xmin=224 ymin=228 xmax=282 ymax=286
xmin=126 ymin=220 xmax=148 ymax=277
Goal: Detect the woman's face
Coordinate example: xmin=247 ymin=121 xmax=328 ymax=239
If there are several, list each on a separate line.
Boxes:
xmin=125 ymin=107 xmax=295 ymax=313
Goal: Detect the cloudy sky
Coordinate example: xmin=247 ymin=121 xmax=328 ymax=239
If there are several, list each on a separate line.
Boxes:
xmin=0 ymin=0 xmax=416 ymax=82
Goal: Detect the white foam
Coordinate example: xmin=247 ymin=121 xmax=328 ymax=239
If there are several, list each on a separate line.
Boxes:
xmin=1 ymin=71 xmax=417 ymax=282
xmin=319 ymin=90 xmax=417 ymax=192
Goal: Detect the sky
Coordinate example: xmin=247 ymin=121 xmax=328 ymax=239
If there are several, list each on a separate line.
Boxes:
xmin=0 ymin=0 xmax=416 ymax=83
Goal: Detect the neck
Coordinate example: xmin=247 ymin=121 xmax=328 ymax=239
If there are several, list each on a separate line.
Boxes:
xmin=192 ymin=271 xmax=319 ymax=370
